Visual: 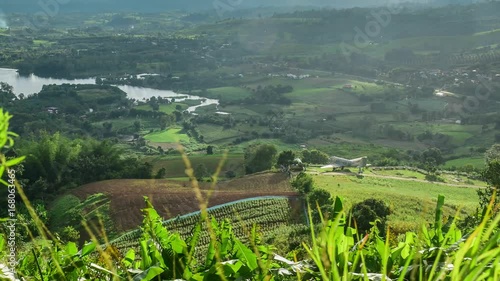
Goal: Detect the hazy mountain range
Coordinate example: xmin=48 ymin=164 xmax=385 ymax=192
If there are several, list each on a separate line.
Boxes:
xmin=0 ymin=0 xmax=487 ymax=13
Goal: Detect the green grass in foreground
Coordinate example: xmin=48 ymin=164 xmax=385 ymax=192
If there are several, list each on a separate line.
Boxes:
xmin=144 ymin=128 xmax=190 ymax=143
xmin=313 ymin=174 xmax=478 ymax=234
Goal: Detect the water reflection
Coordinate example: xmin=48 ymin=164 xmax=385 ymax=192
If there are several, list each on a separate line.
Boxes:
xmin=0 ymin=68 xmax=219 ymax=112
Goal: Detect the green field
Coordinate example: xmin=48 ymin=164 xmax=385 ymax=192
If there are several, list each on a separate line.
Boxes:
xmin=313 ymin=173 xmax=479 ymax=234
xmin=198 ymin=87 xmax=253 ymax=102
xmin=110 ymin=197 xmax=299 ymax=259
xmin=145 ymin=153 xmax=245 ymax=178
xmin=136 ymin=102 xmax=189 ymax=114
xmin=445 ymin=157 xmax=486 ymax=169
xmin=144 ymin=128 xmax=190 ymax=143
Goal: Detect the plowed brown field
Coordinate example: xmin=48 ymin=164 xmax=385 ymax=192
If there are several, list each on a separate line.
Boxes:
xmin=70 ymin=172 xmax=299 ymax=232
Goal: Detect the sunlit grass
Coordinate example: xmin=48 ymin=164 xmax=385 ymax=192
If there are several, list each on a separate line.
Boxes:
xmin=313 ymin=173 xmax=478 ymax=234
xmin=144 ymin=127 xmax=190 ymax=143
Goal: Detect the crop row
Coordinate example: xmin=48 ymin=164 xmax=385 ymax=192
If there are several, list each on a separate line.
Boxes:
xmin=110 ymin=197 xmax=297 ymax=255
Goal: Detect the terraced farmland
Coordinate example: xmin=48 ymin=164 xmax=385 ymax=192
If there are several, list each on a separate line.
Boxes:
xmin=69 ymin=172 xmax=299 ymax=233
xmin=109 ymin=196 xmax=304 ymax=259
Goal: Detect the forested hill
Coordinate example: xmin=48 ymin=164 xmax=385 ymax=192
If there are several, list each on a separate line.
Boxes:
xmin=0 ymin=0 xmax=486 ymax=13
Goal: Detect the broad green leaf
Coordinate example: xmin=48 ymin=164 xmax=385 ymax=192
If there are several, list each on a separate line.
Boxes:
xmin=81 ymin=242 xmax=96 ymax=257
xmin=223 ymin=261 xmax=243 ymax=275
xmin=170 ymin=235 xmax=187 ymax=254
xmin=376 ymin=236 xmax=387 ymax=261
xmin=140 ymin=240 xmax=152 ymax=270
xmin=122 ymin=249 xmax=136 ymax=267
xmin=434 ymin=195 xmax=445 ymax=243
xmin=0 ymin=234 xmax=4 ymax=251
xmin=421 ymin=224 xmax=431 ymax=247
xmin=234 ymin=240 xmax=258 ymax=271
xmin=132 ymin=266 xmax=164 ymax=281
xmin=189 ymin=273 xmax=205 ymax=281
xmin=401 ymin=244 xmax=410 ymax=260
xmin=65 ymin=242 xmax=78 ymax=256
xmin=187 ymin=220 xmax=202 ymax=263
xmin=205 ymin=240 xmax=216 ymax=268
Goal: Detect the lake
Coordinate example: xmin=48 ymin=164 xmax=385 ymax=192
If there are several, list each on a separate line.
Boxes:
xmin=0 ymin=68 xmax=219 ymax=113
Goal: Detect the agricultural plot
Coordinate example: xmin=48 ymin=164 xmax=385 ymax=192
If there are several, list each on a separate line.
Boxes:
xmin=109 ymin=196 xmax=303 ymax=259
xmin=135 ymin=102 xmax=189 ymax=114
xmin=195 ymin=87 xmax=253 ymax=102
xmin=196 ymin=124 xmax=260 ymax=144
xmin=69 ymin=173 xmax=298 ymax=232
xmin=77 ymin=89 xmax=123 ymax=103
xmin=145 ymin=153 xmax=246 ymax=178
xmin=444 ymin=157 xmax=486 ymax=169
xmin=144 ymin=128 xmax=190 ymax=143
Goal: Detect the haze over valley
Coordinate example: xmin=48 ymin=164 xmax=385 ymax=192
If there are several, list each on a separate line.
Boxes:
xmin=0 ymin=0 xmax=500 ymax=280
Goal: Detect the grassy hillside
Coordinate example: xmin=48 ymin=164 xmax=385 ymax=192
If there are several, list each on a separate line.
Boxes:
xmin=312 ymin=172 xmax=481 ymax=235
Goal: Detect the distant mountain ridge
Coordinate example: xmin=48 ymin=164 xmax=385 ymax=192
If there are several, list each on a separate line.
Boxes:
xmin=0 ymin=0 xmax=487 ymax=13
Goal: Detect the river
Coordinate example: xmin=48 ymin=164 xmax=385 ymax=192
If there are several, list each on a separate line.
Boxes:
xmin=0 ymin=68 xmax=219 ymax=113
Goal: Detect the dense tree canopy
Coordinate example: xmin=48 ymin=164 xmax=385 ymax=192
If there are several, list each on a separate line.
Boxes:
xmin=302 ymin=150 xmax=330 ymax=164
xmin=351 ymin=198 xmax=391 ymax=235
xmin=485 ymin=144 xmax=500 ymax=165
xmin=291 ymin=172 xmax=314 ymax=194
xmin=276 ymin=150 xmax=296 ymax=167
xmin=244 ymin=144 xmax=277 ymax=174
xmin=420 ymin=147 xmax=445 ymax=166
xmin=19 ymin=132 xmax=152 ymax=200
xmin=0 ymin=82 xmax=17 ymax=106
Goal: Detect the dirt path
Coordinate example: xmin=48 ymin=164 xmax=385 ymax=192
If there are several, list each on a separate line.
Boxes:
xmin=308 ymin=171 xmax=485 ymax=189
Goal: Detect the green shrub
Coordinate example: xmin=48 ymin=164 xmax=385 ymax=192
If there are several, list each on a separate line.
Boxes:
xmin=350 ymin=198 xmax=391 ymax=235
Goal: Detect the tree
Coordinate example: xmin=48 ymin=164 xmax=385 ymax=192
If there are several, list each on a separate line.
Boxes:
xmin=421 ymin=147 xmax=444 ymax=167
xmin=103 ymin=122 xmax=113 ymax=137
xmin=276 ymin=150 xmax=296 ymax=167
xmin=461 ymin=161 xmax=500 ymax=231
xmin=155 ymin=167 xmax=167 ymax=179
xmin=151 ymin=103 xmax=160 ymax=111
xmin=302 ymin=150 xmax=329 ymax=164
xmin=351 ymin=198 xmax=391 ymax=235
xmin=134 ymin=120 xmax=142 ymax=132
xmin=206 ymin=145 xmax=214 ymax=155
xmin=194 ymin=163 xmax=208 ymax=181
xmin=291 ymin=172 xmax=314 ymax=194
xmin=20 ymin=132 xmax=82 ymax=199
xmin=480 ymin=160 xmax=500 ymax=218
xmin=132 ymin=161 xmax=153 ymax=179
xmin=485 ymin=144 xmax=500 ymax=165
xmin=244 ymin=144 xmax=277 ymax=174
xmin=60 ymin=226 xmax=80 ymax=243
xmin=159 ymin=115 xmax=174 ymax=130
xmin=0 ymin=82 xmax=17 ymax=106
xmin=307 ymin=188 xmax=334 ymax=223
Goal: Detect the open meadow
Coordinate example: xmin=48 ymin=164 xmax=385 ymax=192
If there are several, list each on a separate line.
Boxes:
xmin=312 ymin=172 xmax=481 ymax=234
